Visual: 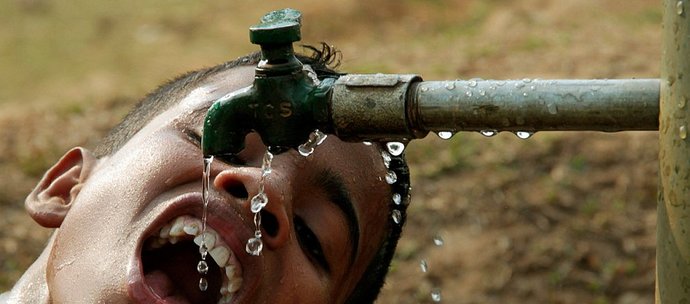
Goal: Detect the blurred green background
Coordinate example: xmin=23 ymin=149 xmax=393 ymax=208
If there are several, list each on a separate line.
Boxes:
xmin=1 ymin=0 xmax=662 ymax=303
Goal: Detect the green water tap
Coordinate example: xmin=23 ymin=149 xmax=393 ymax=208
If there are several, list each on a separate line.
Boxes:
xmin=203 ymin=8 xmax=660 ymax=159
xmin=202 ymin=8 xmax=335 ymax=157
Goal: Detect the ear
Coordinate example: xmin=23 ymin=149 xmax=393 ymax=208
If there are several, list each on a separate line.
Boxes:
xmin=25 ymin=147 xmax=98 ymax=228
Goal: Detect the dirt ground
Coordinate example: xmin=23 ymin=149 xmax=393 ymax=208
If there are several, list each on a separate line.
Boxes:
xmin=1 ymin=0 xmax=662 ymax=303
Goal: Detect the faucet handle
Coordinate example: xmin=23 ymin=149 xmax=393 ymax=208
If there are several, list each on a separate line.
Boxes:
xmin=249 ymin=8 xmax=302 ymax=45
xmin=249 ymin=8 xmax=303 ymax=76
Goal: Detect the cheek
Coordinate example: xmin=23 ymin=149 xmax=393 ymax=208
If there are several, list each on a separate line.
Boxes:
xmin=262 ymin=253 xmax=330 ymax=304
xmin=46 ymin=130 xmax=200 ymax=300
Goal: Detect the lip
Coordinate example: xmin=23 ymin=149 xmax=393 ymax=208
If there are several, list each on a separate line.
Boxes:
xmin=127 ymin=192 xmax=261 ymax=303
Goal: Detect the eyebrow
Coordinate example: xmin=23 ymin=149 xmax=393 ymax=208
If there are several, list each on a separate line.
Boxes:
xmin=313 ymin=168 xmax=360 ymax=267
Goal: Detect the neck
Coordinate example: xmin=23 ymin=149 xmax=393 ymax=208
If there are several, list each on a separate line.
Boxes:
xmin=5 ymin=235 xmax=54 ymax=303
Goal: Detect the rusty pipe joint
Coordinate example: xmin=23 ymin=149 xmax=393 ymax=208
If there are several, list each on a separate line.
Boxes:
xmin=330 ymin=74 xmax=426 ymax=142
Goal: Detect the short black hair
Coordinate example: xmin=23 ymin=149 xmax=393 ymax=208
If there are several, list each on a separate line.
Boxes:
xmin=94 ymin=44 xmax=410 ymax=303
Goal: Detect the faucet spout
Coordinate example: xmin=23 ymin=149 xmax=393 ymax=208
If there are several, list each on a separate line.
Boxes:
xmin=202 ymin=8 xmax=335 ymax=158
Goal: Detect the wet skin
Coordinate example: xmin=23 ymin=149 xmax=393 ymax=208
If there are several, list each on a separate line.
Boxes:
xmin=15 ymin=65 xmax=391 ymax=303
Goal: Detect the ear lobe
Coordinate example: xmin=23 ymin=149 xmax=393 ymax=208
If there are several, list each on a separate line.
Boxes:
xmin=25 ymin=147 xmax=98 ymax=228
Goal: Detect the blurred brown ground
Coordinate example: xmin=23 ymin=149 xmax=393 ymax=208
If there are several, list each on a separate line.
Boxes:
xmin=0 ymin=0 xmax=661 ymax=303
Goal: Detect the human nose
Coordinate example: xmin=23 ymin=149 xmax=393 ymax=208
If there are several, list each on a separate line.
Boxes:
xmin=213 ymin=168 xmax=291 ymax=250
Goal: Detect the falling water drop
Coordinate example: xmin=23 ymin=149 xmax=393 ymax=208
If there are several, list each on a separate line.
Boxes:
xmin=261 ymin=151 xmax=273 ymax=176
xmin=431 ymin=288 xmax=442 ymax=302
xmin=246 ymin=236 xmax=264 ymax=256
xmin=392 ymin=193 xmax=402 ymax=205
xmin=381 ymin=150 xmax=392 ymax=168
xmin=199 ymin=243 xmax=208 ymax=259
xmin=420 ymin=259 xmax=429 ymax=273
xmin=298 ymin=145 xmax=315 ymax=157
xmin=680 ymin=125 xmax=688 ymax=139
xmin=515 ymin=131 xmax=534 ymax=139
xmin=197 ymin=260 xmax=209 ymax=274
xmin=313 ymin=129 xmax=327 ymax=146
xmin=385 ymin=171 xmax=398 ymax=184
xmin=547 ymin=103 xmax=558 ymax=114
xmin=465 ymin=91 xmax=473 ymax=97
xmin=391 ymin=209 xmax=402 ymax=224
xmin=421 ymin=87 xmax=429 ymax=92
xmin=479 ymin=90 xmax=486 ymax=96
xmin=250 ymin=193 xmax=269 ymax=213
xmin=363 ymin=141 xmax=373 ymax=146
xmin=522 ymin=78 xmax=532 ymax=83
xmin=386 ymin=142 xmax=405 ymax=156
xmin=515 ymin=82 xmax=525 ymax=89
xmin=298 ymin=129 xmax=328 ymax=157
xmin=678 ymin=0 xmax=684 ymax=15
xmin=437 ymin=131 xmax=454 ymax=140
xmin=522 ymin=92 xmax=528 ymax=97
xmin=480 ymin=130 xmax=497 ymax=137
xmin=197 ymin=156 xmax=214 ymax=291
xmin=433 ymin=235 xmax=445 ymax=246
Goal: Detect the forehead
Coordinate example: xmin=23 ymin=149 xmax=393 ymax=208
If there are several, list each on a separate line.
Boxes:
xmin=175 ymin=65 xmax=257 ymax=128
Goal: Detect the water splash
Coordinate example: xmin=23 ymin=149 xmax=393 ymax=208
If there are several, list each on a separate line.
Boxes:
xmin=467 ymin=79 xmax=478 ymax=87
xmin=444 ymin=82 xmax=456 ymax=90
xmin=437 ymin=131 xmax=454 ymax=140
xmin=386 ymin=142 xmax=405 ymax=156
xmin=362 ymin=141 xmax=373 ymax=146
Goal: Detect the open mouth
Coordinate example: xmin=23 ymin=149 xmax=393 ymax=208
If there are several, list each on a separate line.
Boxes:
xmin=141 ymin=215 xmax=243 ymax=304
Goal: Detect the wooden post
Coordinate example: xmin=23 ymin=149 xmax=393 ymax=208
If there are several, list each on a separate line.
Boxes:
xmin=657 ymin=0 xmax=690 ymax=302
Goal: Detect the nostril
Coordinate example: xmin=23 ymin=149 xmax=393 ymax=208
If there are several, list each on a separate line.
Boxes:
xmin=260 ymin=210 xmax=279 ymax=238
xmin=223 ymin=180 xmax=248 ymax=199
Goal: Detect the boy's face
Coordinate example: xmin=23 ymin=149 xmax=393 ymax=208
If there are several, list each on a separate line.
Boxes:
xmin=39 ymin=66 xmax=391 ymax=303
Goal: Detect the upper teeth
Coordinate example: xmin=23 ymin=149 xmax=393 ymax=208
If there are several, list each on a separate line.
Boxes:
xmin=146 ymin=215 xmax=242 ymax=304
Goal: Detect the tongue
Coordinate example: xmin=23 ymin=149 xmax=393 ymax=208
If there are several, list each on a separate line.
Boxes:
xmin=143 ymin=241 xmax=221 ymax=304
xmin=145 ymin=270 xmax=191 ymax=304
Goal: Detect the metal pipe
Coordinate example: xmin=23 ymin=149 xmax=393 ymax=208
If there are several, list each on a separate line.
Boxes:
xmin=656 ymin=0 xmax=690 ymax=302
xmin=413 ymin=79 xmax=659 ymax=132
xmin=330 ymin=76 xmax=660 ymax=142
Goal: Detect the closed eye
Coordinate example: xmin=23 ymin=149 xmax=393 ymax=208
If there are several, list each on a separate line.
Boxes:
xmin=294 ymin=216 xmax=330 ymax=273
